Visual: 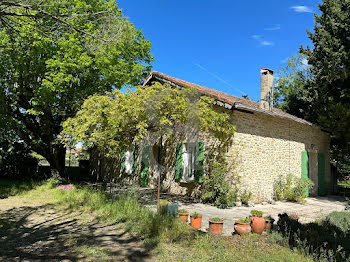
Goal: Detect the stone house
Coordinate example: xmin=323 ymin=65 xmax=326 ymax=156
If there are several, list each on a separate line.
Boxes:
xmin=94 ymin=69 xmax=334 ymax=202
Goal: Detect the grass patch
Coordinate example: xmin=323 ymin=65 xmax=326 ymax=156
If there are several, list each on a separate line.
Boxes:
xmin=0 ymin=179 xmax=329 ymax=261
xmin=0 ymin=179 xmax=43 ymax=199
xmin=50 ymin=184 xmax=190 ymax=248
xmin=155 ymin=233 xmax=313 ymax=262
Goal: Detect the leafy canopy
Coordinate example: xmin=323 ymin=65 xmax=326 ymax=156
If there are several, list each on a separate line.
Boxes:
xmin=300 ymin=0 xmax=350 ymax=174
xmin=0 ymin=0 xmax=153 ymax=172
xmin=60 ymin=82 xmax=236 ymax=157
xmin=274 ymin=54 xmax=313 ymax=120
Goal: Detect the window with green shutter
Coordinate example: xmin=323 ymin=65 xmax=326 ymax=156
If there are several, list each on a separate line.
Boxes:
xmin=175 ymin=143 xmax=183 ymax=181
xmin=195 ymin=142 xmax=204 ymax=183
xmin=132 ymin=146 xmax=139 ymax=175
xmin=140 ymin=146 xmax=150 ymax=187
xmin=175 ymin=142 xmax=204 ymax=183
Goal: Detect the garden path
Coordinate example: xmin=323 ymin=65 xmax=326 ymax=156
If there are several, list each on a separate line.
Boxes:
xmin=0 ymin=195 xmax=153 ymax=262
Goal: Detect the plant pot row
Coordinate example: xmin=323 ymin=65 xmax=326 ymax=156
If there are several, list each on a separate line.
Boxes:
xmin=179 ymin=211 xmax=225 ymax=235
xmin=234 ymin=216 xmax=275 ymax=235
xmin=178 ymin=209 xmax=275 ymax=235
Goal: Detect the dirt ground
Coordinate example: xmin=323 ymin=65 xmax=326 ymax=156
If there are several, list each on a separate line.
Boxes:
xmin=0 ymin=196 xmax=153 ymax=262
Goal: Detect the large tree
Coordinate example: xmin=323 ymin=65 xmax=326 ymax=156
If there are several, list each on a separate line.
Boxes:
xmin=274 ymin=54 xmax=314 ymax=120
xmin=300 ymin=0 xmax=350 ymax=173
xmin=0 ymin=0 xmax=153 ymax=175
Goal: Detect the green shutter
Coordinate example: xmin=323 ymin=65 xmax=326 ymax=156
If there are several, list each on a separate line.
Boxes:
xmin=301 ymin=151 xmax=309 ymax=196
xmin=120 ymin=151 xmax=126 ymax=173
xmin=140 ymin=146 xmax=150 ymax=187
xmin=318 ymin=153 xmax=326 ymax=196
xmin=195 ymin=142 xmax=204 ymax=183
xmin=132 ymin=146 xmax=139 ymax=175
xmin=175 ymin=143 xmax=183 ymax=181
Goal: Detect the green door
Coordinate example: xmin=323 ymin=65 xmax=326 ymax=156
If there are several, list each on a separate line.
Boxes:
xmin=318 ymin=153 xmax=326 ymax=196
xmin=301 ymin=151 xmax=309 ymax=196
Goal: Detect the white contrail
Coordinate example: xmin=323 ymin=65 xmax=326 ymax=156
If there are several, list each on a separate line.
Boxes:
xmin=193 ymin=62 xmax=246 ymax=95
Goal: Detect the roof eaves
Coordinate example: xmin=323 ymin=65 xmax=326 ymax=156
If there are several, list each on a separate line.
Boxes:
xmin=234 ymin=103 xmax=317 ymax=127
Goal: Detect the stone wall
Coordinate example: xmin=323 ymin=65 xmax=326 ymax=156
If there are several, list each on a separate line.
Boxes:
xmin=154 ymin=107 xmax=331 ymax=202
xmin=228 ymin=109 xmax=331 ymax=202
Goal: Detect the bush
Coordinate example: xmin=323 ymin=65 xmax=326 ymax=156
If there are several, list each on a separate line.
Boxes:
xmin=273 ymin=174 xmax=314 ymax=203
xmin=323 ymin=211 xmax=350 ymax=235
xmin=268 ymin=232 xmax=285 ymax=245
xmin=201 ymin=162 xmax=238 ymax=208
xmin=240 ymin=189 xmax=252 ymax=205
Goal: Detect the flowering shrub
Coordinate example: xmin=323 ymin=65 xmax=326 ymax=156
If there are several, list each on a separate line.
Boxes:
xmin=57 ymin=184 xmax=74 ymax=190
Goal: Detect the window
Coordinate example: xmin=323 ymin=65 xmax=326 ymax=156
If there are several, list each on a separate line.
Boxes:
xmin=182 ymin=143 xmax=196 ymax=182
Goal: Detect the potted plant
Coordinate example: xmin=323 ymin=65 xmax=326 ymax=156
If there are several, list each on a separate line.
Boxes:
xmin=250 ymin=210 xmax=265 ymax=234
xmin=234 ymin=217 xmax=251 ymax=235
xmin=264 ymin=215 xmax=275 ymax=232
xmin=190 ymin=212 xmax=202 ymax=229
xmin=178 ymin=209 xmax=189 ymax=223
xmin=208 ymin=217 xmax=224 ymax=235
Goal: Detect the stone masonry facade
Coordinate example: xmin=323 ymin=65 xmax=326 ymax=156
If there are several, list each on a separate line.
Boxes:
xmin=147 ymin=106 xmax=331 ymax=203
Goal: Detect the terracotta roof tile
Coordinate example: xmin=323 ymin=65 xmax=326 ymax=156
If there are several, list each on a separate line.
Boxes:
xmin=143 ymin=71 xmax=317 ymax=127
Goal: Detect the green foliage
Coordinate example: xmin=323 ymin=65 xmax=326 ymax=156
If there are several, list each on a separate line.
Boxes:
xmin=239 ymin=190 xmax=252 ymax=205
xmin=157 ymin=233 xmax=314 ymax=261
xmin=268 ymin=232 xmax=286 ymax=245
xmin=323 ymin=212 xmax=350 ymax=235
xmin=274 ymin=54 xmax=312 ymax=119
xmin=54 ymin=186 xmax=190 ymax=248
xmin=201 ymin=162 xmax=238 ymax=209
xmin=158 ymin=199 xmax=171 ymax=215
xmin=273 ymin=174 xmax=314 ymax=203
xmin=0 ymin=0 xmax=153 ymax=173
xmin=191 ymin=212 xmax=202 ymax=218
xmin=339 ymin=181 xmax=350 ymax=188
xmin=299 ymin=0 xmax=350 ymax=175
xmin=178 ymin=209 xmax=189 ymax=214
xmin=0 ymin=179 xmax=43 ymax=198
xmin=210 ymin=217 xmax=223 ymax=222
xmin=277 ymin=213 xmax=350 ymax=261
xmin=0 ymin=142 xmax=39 ymax=179
xmin=61 ymin=83 xmax=235 ymax=158
xmin=236 ymin=217 xmax=250 ymax=224
xmin=250 ymin=210 xmax=263 ymax=217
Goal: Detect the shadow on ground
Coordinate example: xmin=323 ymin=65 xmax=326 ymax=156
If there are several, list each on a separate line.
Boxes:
xmin=277 ymin=213 xmax=350 ymax=261
xmin=0 ymin=204 xmax=152 ymax=261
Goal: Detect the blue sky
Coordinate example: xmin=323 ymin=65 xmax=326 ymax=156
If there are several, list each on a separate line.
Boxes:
xmin=118 ymin=0 xmax=320 ymax=101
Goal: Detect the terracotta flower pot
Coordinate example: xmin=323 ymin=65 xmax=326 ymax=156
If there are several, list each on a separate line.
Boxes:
xmin=179 ymin=213 xmax=189 ymax=223
xmin=265 ymin=219 xmax=274 ymax=231
xmin=234 ymin=222 xmax=251 ymax=235
xmin=190 ymin=215 xmax=202 ymax=229
xmin=251 ymin=216 xmax=266 ymax=234
xmin=209 ymin=219 xmax=224 ymax=235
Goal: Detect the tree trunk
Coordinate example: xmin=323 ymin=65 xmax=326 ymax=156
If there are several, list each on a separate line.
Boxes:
xmin=46 ymin=143 xmax=66 ymax=177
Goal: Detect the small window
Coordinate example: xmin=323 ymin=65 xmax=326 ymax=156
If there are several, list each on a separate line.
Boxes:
xmin=182 ymin=143 xmax=196 ymax=182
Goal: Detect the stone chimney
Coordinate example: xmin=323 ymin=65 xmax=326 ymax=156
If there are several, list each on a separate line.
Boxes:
xmin=260 ymin=68 xmax=274 ymax=110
